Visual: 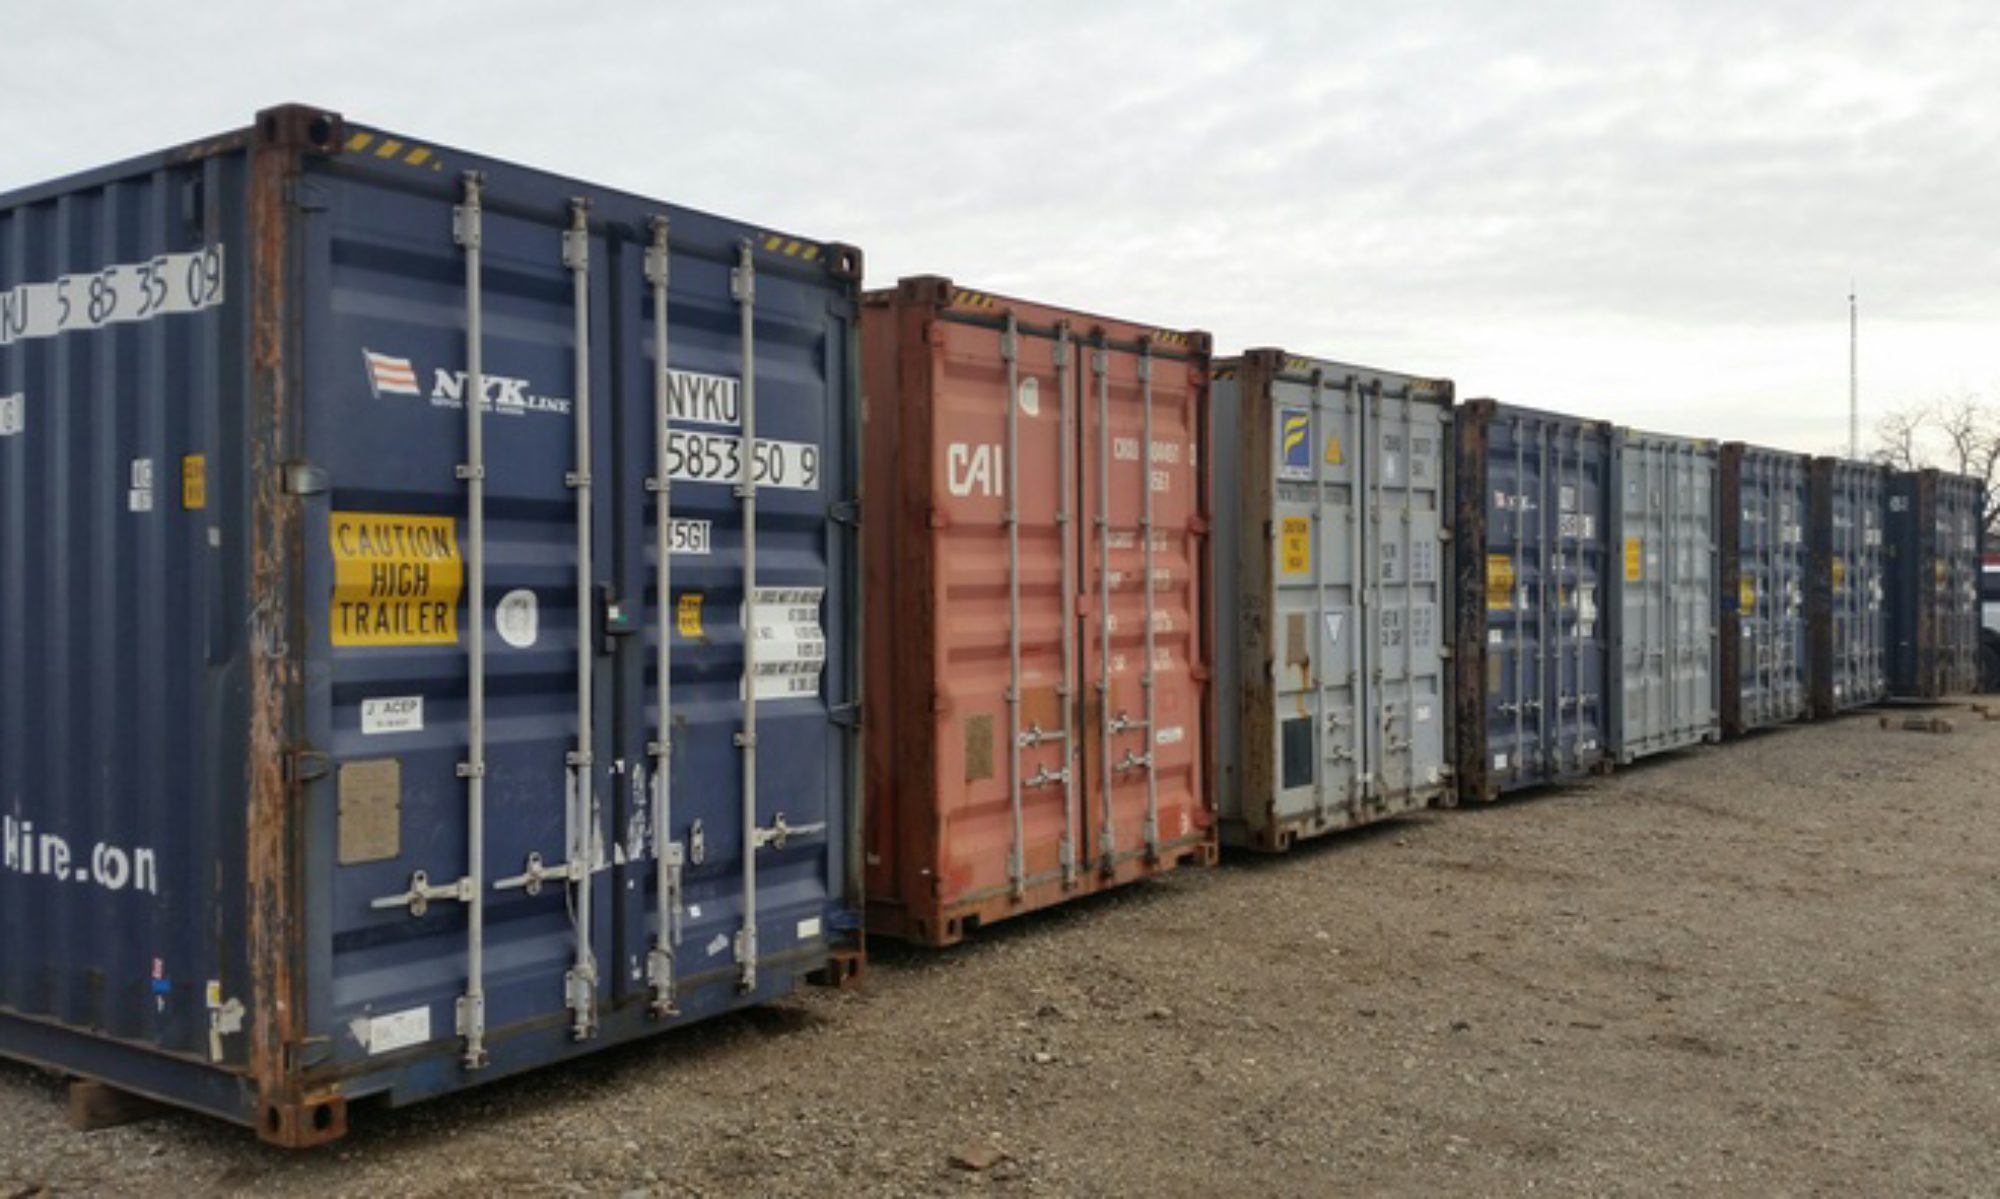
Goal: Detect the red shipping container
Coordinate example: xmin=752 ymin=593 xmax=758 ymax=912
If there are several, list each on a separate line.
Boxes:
xmin=863 ymin=278 xmax=1217 ymax=946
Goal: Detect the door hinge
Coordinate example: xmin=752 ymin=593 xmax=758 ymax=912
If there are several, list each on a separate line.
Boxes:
xmin=284 ymin=749 xmax=331 ymax=783
xmin=829 ymin=702 xmax=861 ymax=730
xmin=283 ymin=463 xmax=329 ymax=496
xmin=829 ymin=499 xmax=861 ymax=527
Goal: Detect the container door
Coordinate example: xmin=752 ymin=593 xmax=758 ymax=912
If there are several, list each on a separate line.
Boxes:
xmin=1483 ymin=414 xmax=1545 ymax=787
xmin=1550 ymin=424 xmax=1611 ymax=776
xmin=1367 ymin=387 xmax=1449 ymax=802
xmin=304 ymin=169 xmax=617 ymax=1073
xmin=1265 ymin=373 xmax=1365 ymax=824
xmin=922 ymin=311 xmax=1082 ymax=912
xmin=1079 ymin=337 xmax=1206 ymax=876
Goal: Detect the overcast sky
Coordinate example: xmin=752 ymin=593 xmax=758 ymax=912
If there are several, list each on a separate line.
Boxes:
xmin=4 ymin=1 xmax=1994 ymax=456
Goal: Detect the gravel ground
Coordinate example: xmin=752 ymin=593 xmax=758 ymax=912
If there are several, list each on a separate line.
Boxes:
xmin=4 ymin=703 xmax=1998 ymax=1196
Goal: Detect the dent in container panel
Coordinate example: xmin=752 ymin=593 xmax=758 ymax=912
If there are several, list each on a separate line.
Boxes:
xmin=0 ymin=105 xmax=864 ymax=1145
xmin=1211 ymin=350 xmax=1452 ymax=850
xmin=861 ymin=278 xmax=1215 ymax=946
xmin=1718 ymin=444 xmax=1810 ymax=736
xmin=1452 ymin=400 xmax=1615 ymax=802
xmin=1807 ymin=457 xmax=1888 ymax=715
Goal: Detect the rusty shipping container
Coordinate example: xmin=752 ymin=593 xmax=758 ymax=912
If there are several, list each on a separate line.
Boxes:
xmin=1718 ymin=444 xmax=1810 ymax=736
xmin=0 ymin=107 xmax=863 ymax=1144
xmin=1211 ymin=351 xmax=1453 ymax=850
xmin=1453 ymin=401 xmax=1616 ymax=801
xmin=1807 ymin=457 xmax=1889 ymax=715
xmin=1885 ymin=469 xmax=1985 ymax=697
xmin=862 ymin=278 xmax=1215 ymax=945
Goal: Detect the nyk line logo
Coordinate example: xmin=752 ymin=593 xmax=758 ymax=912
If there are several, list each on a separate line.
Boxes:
xmin=362 ymin=348 xmax=573 ymax=417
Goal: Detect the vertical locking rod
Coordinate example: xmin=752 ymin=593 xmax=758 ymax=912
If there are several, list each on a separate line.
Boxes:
xmin=563 ymin=198 xmax=598 ymax=1039
xmin=645 ymin=216 xmax=679 ymax=1016
xmin=1138 ymin=344 xmax=1159 ymax=860
xmin=732 ymin=240 xmax=760 ymax=993
xmin=1003 ymin=315 xmax=1025 ymax=899
xmin=1093 ymin=343 xmax=1115 ymax=871
xmin=454 ymin=171 xmax=489 ymax=1070
xmin=1055 ymin=328 xmax=1078 ymax=887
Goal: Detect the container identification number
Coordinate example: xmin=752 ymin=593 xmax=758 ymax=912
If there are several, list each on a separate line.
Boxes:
xmin=0 ymin=245 xmax=225 ymax=348
xmin=665 ymin=430 xmax=820 ymax=492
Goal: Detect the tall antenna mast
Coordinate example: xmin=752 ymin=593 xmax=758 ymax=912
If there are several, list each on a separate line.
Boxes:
xmin=1848 ymin=283 xmax=1858 ymax=460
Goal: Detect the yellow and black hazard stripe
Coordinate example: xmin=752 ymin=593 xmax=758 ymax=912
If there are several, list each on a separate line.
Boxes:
xmin=1151 ymin=329 xmax=1192 ymax=348
xmin=344 ymin=131 xmax=443 ymax=171
xmin=1212 ymin=366 xmax=1239 ymax=381
xmin=759 ymin=234 xmax=823 ymax=262
xmin=952 ymin=288 xmax=1000 ymax=310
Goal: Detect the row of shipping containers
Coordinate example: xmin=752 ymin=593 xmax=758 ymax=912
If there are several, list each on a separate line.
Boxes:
xmin=0 ymin=107 xmax=1987 ymax=1143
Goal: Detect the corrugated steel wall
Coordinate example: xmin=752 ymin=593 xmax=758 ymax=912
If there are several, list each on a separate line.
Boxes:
xmin=1808 ymin=458 xmax=1888 ymax=715
xmin=1 ymin=109 xmax=862 ymax=1142
xmin=1213 ymin=351 xmax=1451 ymax=850
xmin=1453 ymin=402 xmax=1614 ymax=801
xmin=1 ymin=150 xmax=253 ymax=1073
xmin=1609 ymin=431 xmax=1719 ymax=762
xmin=1719 ymin=445 xmax=1809 ymax=735
xmin=1887 ymin=469 xmax=1983 ymax=697
xmin=861 ymin=280 xmax=1214 ymax=946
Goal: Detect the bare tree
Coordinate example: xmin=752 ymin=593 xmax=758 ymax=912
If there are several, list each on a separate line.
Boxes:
xmin=1873 ymin=393 xmax=2000 ymax=537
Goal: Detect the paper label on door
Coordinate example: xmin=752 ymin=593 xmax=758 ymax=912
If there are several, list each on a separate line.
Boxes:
xmin=1281 ymin=517 xmax=1311 ymax=574
xmin=1624 ymin=537 xmax=1643 ymax=582
xmin=1738 ymin=578 xmax=1756 ymax=612
xmin=1279 ymin=409 xmax=1312 ymax=481
xmin=797 ymin=916 xmax=823 ymax=941
xmin=746 ymin=586 xmax=825 ymax=700
xmin=360 ymin=696 xmax=424 ymax=735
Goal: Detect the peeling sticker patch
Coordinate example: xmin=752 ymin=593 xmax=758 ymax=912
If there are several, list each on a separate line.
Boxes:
xmin=365 ymin=1006 xmax=432 ymax=1056
xmin=496 ymin=589 xmax=538 ymax=649
xmin=706 ymin=933 xmax=730 ymax=957
xmin=1156 ymin=725 xmax=1185 ymax=746
xmin=0 ymin=393 xmax=22 ymax=437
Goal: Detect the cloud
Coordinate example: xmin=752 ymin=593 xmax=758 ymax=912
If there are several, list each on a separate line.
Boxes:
xmin=2 ymin=0 xmax=1992 ymax=455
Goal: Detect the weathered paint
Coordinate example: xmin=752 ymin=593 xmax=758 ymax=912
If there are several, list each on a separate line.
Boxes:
xmin=1212 ymin=350 xmax=1452 ymax=850
xmin=1608 ymin=430 xmax=1720 ymax=762
xmin=1452 ymin=401 xmax=1615 ymax=801
xmin=862 ymin=278 xmax=1215 ymax=947
xmin=1886 ymin=469 xmax=1984 ymax=698
xmin=0 ymin=106 xmax=862 ymax=1144
xmin=1807 ymin=457 xmax=1889 ymax=715
xmin=1718 ymin=444 xmax=1810 ymax=736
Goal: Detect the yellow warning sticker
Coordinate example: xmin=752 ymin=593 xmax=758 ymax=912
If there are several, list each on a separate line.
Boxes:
xmin=1831 ymin=556 xmax=1846 ymax=590
xmin=182 ymin=454 xmax=207 ymax=511
xmin=1486 ymin=554 xmax=1516 ymax=610
xmin=1624 ymin=537 xmax=1643 ymax=582
xmin=1739 ymin=577 xmax=1755 ymax=612
xmin=1281 ymin=517 xmax=1311 ymax=575
xmin=330 ymin=513 xmax=463 ymax=647
xmin=677 ymin=593 xmax=705 ymax=638
xmin=1325 ymin=435 xmax=1343 ymax=466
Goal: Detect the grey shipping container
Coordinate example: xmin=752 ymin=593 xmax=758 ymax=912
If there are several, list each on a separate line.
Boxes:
xmin=1608 ymin=430 xmax=1720 ymax=762
xmin=1886 ymin=469 xmax=1985 ymax=697
xmin=1452 ymin=401 xmax=1615 ymax=802
xmin=0 ymin=106 xmax=863 ymax=1145
xmin=1718 ymin=444 xmax=1810 ymax=735
xmin=1213 ymin=351 xmax=1452 ymax=849
xmin=1807 ymin=458 xmax=1889 ymax=715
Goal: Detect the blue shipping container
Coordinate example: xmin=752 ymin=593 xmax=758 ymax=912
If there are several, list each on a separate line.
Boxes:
xmin=0 ymin=106 xmax=863 ymax=1144
xmin=1718 ymin=444 xmax=1811 ymax=736
xmin=1452 ymin=401 xmax=1615 ymax=801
